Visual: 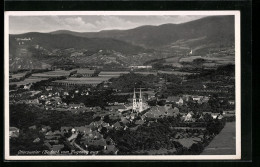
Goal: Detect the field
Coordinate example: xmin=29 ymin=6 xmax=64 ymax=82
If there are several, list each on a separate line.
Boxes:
xmin=74 ymin=68 xmax=95 ymax=74
xmin=53 ymin=76 xmax=114 ymax=85
xmin=10 ymin=70 xmax=77 ymax=87
xmin=158 ymin=70 xmax=195 ymax=75
xmin=31 ymin=70 xmax=76 ymax=78
xmin=201 ymin=122 xmax=236 ymax=155
xmin=98 ymin=71 xmax=130 ymax=77
xmin=179 ymin=56 xmax=235 ymax=65
xmin=10 ymin=76 xmax=49 ymax=86
xmin=10 ymin=71 xmax=28 ymax=79
xmin=134 ymin=72 xmax=157 ymax=76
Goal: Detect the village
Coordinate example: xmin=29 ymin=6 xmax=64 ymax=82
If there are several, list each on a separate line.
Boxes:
xmin=9 ymin=64 xmax=235 ymax=155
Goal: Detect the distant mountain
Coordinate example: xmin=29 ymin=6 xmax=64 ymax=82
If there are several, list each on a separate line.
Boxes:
xmin=9 ymin=33 xmax=149 ymax=71
xmin=51 ymin=16 xmax=234 ymax=49
xmin=10 ymin=32 xmax=145 ymax=55
xmin=9 ymin=16 xmax=235 ymax=71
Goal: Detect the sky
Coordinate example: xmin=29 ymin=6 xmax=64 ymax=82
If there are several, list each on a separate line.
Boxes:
xmin=9 ymin=15 xmax=207 ymax=34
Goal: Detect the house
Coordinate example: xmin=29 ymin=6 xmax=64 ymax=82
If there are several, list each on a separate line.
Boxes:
xmin=184 ymin=112 xmax=194 ymax=122
xmin=167 ymin=107 xmax=179 ymax=117
xmin=41 ymin=126 xmax=51 ymax=133
xmin=145 ymin=112 xmax=154 ymax=118
xmin=117 ymin=105 xmax=128 ymax=112
xmin=28 ymin=125 xmax=37 ymax=130
xmin=64 ymin=92 xmax=69 ymax=96
xmin=164 ymin=103 xmax=172 ymax=110
xmin=218 ymin=115 xmax=224 ymax=120
xmin=211 ymin=113 xmax=219 ymax=119
xmin=24 ymin=84 xmax=31 ymax=90
xmin=52 ymin=144 xmax=64 ymax=152
xmin=101 ymin=122 xmax=110 ymax=128
xmin=166 ymin=96 xmax=181 ymax=103
xmin=105 ymin=137 xmax=115 ymax=145
xmin=33 ymin=137 xmax=41 ymax=143
xmin=201 ymin=96 xmax=210 ymax=103
xmin=67 ymin=132 xmax=79 ymax=142
xmin=192 ymin=97 xmax=202 ymax=103
xmin=74 ymin=126 xmax=92 ymax=134
xmin=176 ymin=98 xmax=184 ymax=106
xmin=28 ymin=99 xmax=39 ymax=104
xmin=54 ymin=92 xmax=60 ymax=96
xmin=69 ymin=103 xmax=83 ymax=109
xmin=104 ymin=145 xmax=119 ymax=155
xmin=223 ymin=110 xmax=235 ymax=117
xmin=48 ymin=93 xmax=53 ymax=97
xmin=9 ymin=127 xmax=19 ymax=138
xmin=105 ymin=105 xmax=128 ymax=112
xmin=45 ymin=130 xmax=61 ymax=140
xmin=87 ymin=131 xmax=103 ymax=140
xmin=92 ymin=139 xmax=107 ymax=148
xmin=45 ymin=86 xmax=53 ymax=91
xmin=60 ymin=126 xmax=72 ymax=134
xmin=53 ymin=130 xmax=62 ymax=135
xmin=228 ymin=100 xmax=235 ymax=105
xmin=82 ymin=137 xmax=107 ymax=150
xmin=90 ymin=120 xmax=104 ymax=128
xmin=148 ymin=106 xmax=167 ymax=117
xmin=121 ymin=117 xmax=130 ymax=124
xmin=140 ymin=115 xmax=146 ymax=120
xmin=112 ymin=122 xmax=122 ymax=130
xmin=166 ymin=108 xmax=175 ymax=117
xmin=130 ymin=113 xmax=136 ymax=120
xmin=202 ymin=111 xmax=212 ymax=115
xmin=44 ymin=142 xmax=64 ymax=152
xmin=123 ymin=125 xmax=128 ymax=130
xmin=40 ymin=95 xmax=48 ymax=99
xmin=135 ymin=119 xmax=145 ymax=125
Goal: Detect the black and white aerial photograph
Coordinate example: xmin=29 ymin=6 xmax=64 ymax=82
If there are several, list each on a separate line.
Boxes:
xmin=5 ymin=11 xmax=241 ymax=160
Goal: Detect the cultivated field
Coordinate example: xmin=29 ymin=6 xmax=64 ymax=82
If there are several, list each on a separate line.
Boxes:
xmin=31 ymin=70 xmax=76 ymax=78
xmin=53 ymin=76 xmax=113 ymax=85
xmin=158 ymin=70 xmax=195 ymax=75
xmin=10 ymin=71 xmax=28 ymax=79
xmin=10 ymin=76 xmax=49 ymax=86
xmin=179 ymin=56 xmax=234 ymax=65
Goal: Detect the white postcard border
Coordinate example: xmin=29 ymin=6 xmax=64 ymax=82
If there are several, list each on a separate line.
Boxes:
xmin=4 ymin=10 xmax=241 ymax=160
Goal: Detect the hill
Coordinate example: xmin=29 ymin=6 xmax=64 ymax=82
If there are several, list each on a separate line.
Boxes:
xmin=51 ymin=16 xmax=234 ymax=50
xmin=9 ymin=16 xmax=235 ymax=71
xmin=10 ymin=32 xmax=145 ymax=55
xmin=9 ymin=33 xmax=148 ymax=71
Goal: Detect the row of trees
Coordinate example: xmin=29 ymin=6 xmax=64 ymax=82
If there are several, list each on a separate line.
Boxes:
xmin=108 ymin=73 xmax=158 ymax=92
xmin=10 ymin=103 xmax=95 ymax=131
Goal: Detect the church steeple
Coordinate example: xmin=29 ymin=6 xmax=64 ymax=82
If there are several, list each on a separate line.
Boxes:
xmin=133 ymin=88 xmax=136 ymax=99
xmin=139 ymin=88 xmax=142 ymax=102
xmin=133 ymin=88 xmax=137 ymax=111
xmin=139 ymin=88 xmax=143 ymax=112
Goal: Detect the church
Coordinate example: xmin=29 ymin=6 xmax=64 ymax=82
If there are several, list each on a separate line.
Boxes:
xmin=132 ymin=88 xmax=149 ymax=112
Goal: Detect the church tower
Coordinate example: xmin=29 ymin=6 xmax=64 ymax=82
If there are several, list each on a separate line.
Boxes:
xmin=133 ymin=88 xmax=137 ymax=111
xmin=138 ymin=88 xmax=143 ymax=112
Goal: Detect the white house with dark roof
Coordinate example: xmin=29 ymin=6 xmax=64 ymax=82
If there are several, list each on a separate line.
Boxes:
xmin=9 ymin=127 xmax=19 ymax=138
